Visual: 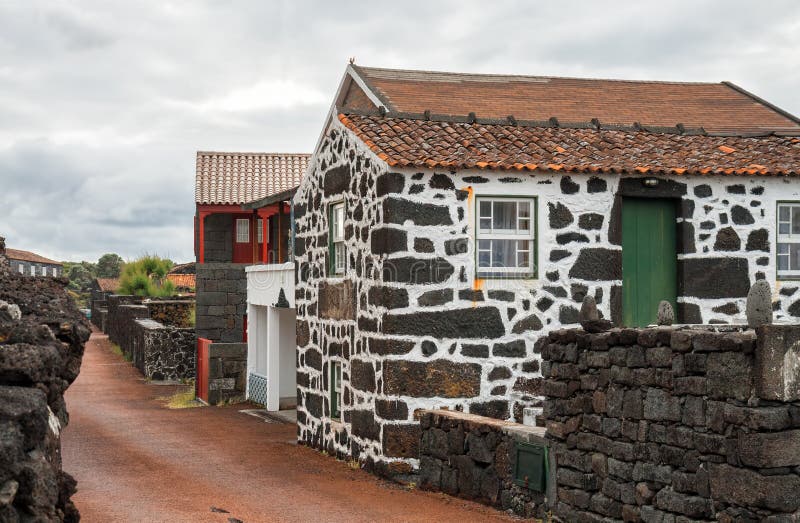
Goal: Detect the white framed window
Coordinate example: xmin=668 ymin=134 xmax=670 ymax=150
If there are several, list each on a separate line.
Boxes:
xmin=330 ymin=361 xmax=342 ymax=420
xmin=18 ymin=264 xmax=23 ymax=274
xmin=30 ymin=265 xmax=36 ymax=276
xmin=235 ymin=218 xmax=250 ymax=243
xmin=330 ymin=202 xmax=346 ymax=275
xmin=476 ymin=197 xmax=537 ymax=278
xmin=778 ymin=202 xmax=800 ymax=279
xmin=257 ymin=218 xmax=264 ymax=243
xmin=51 ymin=267 xmax=57 ymax=277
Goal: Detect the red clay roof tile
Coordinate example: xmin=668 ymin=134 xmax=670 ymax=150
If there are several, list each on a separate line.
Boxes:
xmin=338 ymin=113 xmax=800 ymax=176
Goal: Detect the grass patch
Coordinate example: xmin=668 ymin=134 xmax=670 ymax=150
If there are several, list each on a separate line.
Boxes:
xmin=109 ymin=343 xmax=132 ymax=362
xmin=164 ymin=387 xmax=202 ymax=409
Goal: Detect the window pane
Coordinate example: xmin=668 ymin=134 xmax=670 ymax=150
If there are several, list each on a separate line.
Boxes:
xmin=780 ymin=205 xmax=791 ymax=221
xmin=518 ymin=218 xmax=530 ymax=231
xmin=780 ymin=223 xmax=790 ymax=234
xmin=492 ymin=201 xmax=516 ymax=230
xmin=478 ymin=250 xmax=490 ymax=267
xmin=479 ymin=201 xmax=492 ymax=218
xmin=517 ymin=240 xmax=530 ymax=268
xmin=479 ymin=218 xmax=492 ymax=231
xmin=792 ymin=244 xmax=800 ymax=270
xmin=236 ymin=219 xmax=249 ymax=243
xmin=478 ymin=240 xmax=491 ymax=251
xmin=335 ymin=243 xmax=345 ymax=272
xmin=518 ymin=201 xmax=531 ymax=218
xmin=779 ymin=254 xmax=789 ymax=271
xmin=779 ymin=243 xmax=790 ymax=254
xmin=793 ymin=207 xmax=800 ymax=234
xmin=491 ymin=239 xmax=516 ymax=268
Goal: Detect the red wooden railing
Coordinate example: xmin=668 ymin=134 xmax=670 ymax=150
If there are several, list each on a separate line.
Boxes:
xmin=196 ymin=337 xmax=211 ymax=402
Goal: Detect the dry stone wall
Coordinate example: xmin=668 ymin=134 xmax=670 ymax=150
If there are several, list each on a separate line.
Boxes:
xmin=294 ymin=119 xmax=800 ymax=473
xmin=0 ymin=237 xmax=89 ymax=521
xmin=418 ymin=410 xmax=550 ymax=518
xmin=130 ymin=319 xmax=195 ymax=381
xmin=104 ymin=296 xmax=196 ymax=381
xmin=207 ymin=342 xmax=246 ymax=405
xmin=542 ymin=325 xmax=800 ymax=522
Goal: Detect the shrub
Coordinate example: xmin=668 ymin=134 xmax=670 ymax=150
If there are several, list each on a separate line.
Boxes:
xmin=119 ymin=255 xmax=175 ymax=297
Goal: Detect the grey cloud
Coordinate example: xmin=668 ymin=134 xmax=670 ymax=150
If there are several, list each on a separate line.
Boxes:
xmin=0 ymin=0 xmax=798 ymax=263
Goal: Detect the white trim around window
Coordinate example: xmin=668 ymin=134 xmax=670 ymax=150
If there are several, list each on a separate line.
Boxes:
xmin=475 ymin=196 xmax=537 ymax=278
xmin=235 ymin=218 xmax=250 ymax=243
xmin=777 ymin=201 xmax=800 ymax=279
xmin=330 ymin=202 xmax=346 ymax=275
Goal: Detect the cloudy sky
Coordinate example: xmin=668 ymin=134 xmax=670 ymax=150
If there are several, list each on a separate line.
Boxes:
xmin=1 ymin=1 xmax=798 ymax=263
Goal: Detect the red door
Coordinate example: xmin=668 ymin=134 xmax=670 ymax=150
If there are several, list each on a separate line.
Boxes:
xmin=232 ymin=215 xmax=265 ymax=263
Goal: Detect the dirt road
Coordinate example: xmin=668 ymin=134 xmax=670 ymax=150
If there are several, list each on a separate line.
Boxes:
xmin=62 ymin=331 xmax=511 ymax=522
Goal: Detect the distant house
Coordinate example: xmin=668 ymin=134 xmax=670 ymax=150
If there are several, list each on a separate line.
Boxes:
xmin=194 ymin=152 xmax=309 ymax=343
xmin=92 ymin=277 xmax=120 ymax=301
xmin=6 ymin=248 xmax=63 ymax=277
xmin=167 ymin=263 xmax=196 ymax=293
xmin=288 ymin=64 xmax=800 ymax=473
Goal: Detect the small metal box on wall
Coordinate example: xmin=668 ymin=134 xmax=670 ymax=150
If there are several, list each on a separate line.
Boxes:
xmin=513 ymin=441 xmax=547 ymax=492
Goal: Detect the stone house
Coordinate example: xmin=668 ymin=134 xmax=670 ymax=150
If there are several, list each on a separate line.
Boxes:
xmin=194 ymin=151 xmax=309 ymax=343
xmin=292 ymin=64 xmax=800 ymax=474
xmin=6 ymin=247 xmax=63 ymax=277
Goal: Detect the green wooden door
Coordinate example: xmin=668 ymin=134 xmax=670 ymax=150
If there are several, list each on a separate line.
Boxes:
xmin=622 ymin=198 xmax=677 ymax=327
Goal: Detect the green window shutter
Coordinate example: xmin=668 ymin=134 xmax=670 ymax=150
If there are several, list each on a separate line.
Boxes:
xmin=330 ymin=362 xmax=340 ymax=419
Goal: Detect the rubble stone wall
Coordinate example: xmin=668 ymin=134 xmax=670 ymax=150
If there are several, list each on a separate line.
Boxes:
xmin=131 ymin=319 xmax=195 ymax=381
xmin=145 ymin=299 xmax=195 ymax=328
xmin=90 ymin=299 xmax=107 ymax=329
xmin=418 ymin=410 xmax=550 ymax=518
xmin=207 ymin=342 xmax=247 ymax=405
xmin=0 ymin=236 xmax=89 ymax=521
xmin=196 ymin=263 xmax=247 ymax=343
xmin=542 ymin=325 xmax=800 ymax=522
xmin=105 ymin=296 xmax=196 ymax=381
xmin=105 ymin=294 xmax=143 ymax=344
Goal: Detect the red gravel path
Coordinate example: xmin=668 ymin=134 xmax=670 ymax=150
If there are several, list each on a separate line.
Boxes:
xmin=62 ymin=330 xmax=512 ymax=522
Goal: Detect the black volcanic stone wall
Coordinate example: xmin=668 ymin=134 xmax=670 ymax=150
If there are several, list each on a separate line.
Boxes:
xmin=542 ymin=325 xmax=800 ymax=521
xmin=418 ymin=410 xmax=549 ymax=518
xmin=0 ymin=239 xmax=90 ymax=522
xmin=195 ymin=263 xmax=247 ymax=343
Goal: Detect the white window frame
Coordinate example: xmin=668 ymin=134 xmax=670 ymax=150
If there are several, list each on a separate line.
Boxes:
xmin=30 ymin=265 xmax=36 ymax=276
xmin=18 ymin=264 xmax=23 ymax=274
xmin=257 ymin=218 xmax=264 ymax=244
xmin=475 ymin=196 xmax=537 ymax=278
xmin=51 ymin=267 xmax=57 ymax=277
xmin=330 ymin=202 xmax=346 ymax=275
xmin=777 ymin=202 xmax=800 ymax=279
xmin=235 ymin=218 xmax=250 ymax=243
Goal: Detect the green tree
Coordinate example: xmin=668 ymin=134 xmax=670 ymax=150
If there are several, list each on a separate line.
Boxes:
xmin=96 ymin=253 xmax=123 ymax=278
xmin=119 ymin=255 xmax=175 ymax=297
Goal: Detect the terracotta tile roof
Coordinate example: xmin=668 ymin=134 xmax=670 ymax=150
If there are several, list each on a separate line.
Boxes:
xmin=96 ymin=278 xmax=120 ymax=292
xmin=166 ymin=274 xmax=196 ymax=290
xmin=195 ymin=152 xmax=310 ymax=205
xmin=338 ymin=112 xmax=800 ymax=176
xmin=352 ymin=66 xmax=800 ymax=134
xmin=5 ymin=248 xmax=61 ymax=265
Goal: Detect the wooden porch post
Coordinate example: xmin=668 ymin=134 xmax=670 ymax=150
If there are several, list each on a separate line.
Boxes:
xmin=278 ymin=202 xmax=284 ymax=263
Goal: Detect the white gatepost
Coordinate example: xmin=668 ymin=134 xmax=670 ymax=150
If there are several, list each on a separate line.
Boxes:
xmin=266 ymin=306 xmax=281 ymax=411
